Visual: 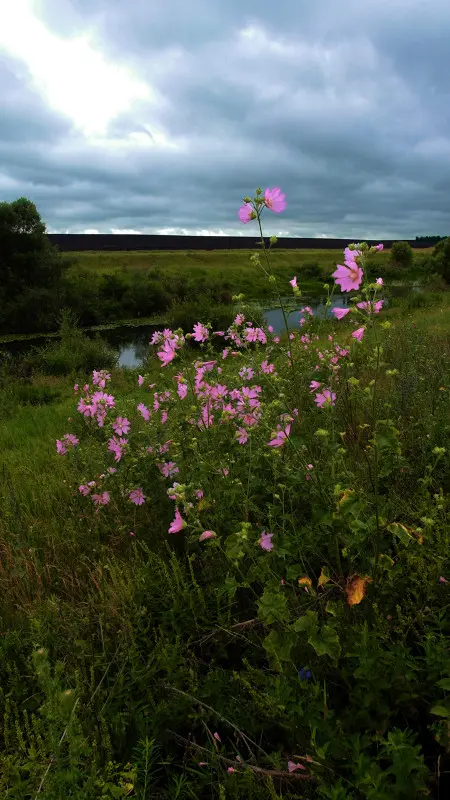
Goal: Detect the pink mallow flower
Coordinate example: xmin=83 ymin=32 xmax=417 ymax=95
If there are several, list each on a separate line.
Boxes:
xmin=138 ymin=375 xmax=144 ymax=386
xmin=199 ymin=530 xmax=216 ymax=542
xmin=157 ymin=340 xmax=177 ymax=367
xmin=376 ymin=277 xmax=383 ymax=286
xmin=129 ymin=488 xmax=145 ymax=506
xmin=290 ymin=276 xmax=297 ymax=289
xmin=357 ymin=300 xmax=383 ymax=315
xmin=332 ymin=263 xmax=363 ymax=292
xmin=310 ymin=380 xmax=321 ymax=392
xmin=238 ymin=203 xmax=255 ymax=224
xmin=78 ymin=484 xmax=91 ymax=496
xmin=137 ymin=403 xmax=151 ymax=421
xmin=56 ymin=434 xmax=79 ymax=455
xmin=268 ymin=424 xmax=291 ymax=448
xmin=236 ymin=427 xmax=249 ymax=445
xmin=91 ymin=492 xmax=110 ymax=506
xmin=264 ymin=187 xmax=287 ymax=213
xmin=351 ymin=327 xmax=365 ymax=341
xmin=113 ymin=417 xmax=130 ymax=436
xmin=168 ymin=508 xmax=186 ymax=534
xmin=192 ymin=322 xmax=209 ymax=342
xmin=315 ymin=389 xmax=336 ymax=408
xmin=375 ymin=243 xmax=384 ymax=251
xmin=259 ymin=531 xmax=274 ymax=551
xmin=331 ymin=307 xmax=350 ymax=320
xmin=288 ymin=761 xmax=306 ymax=773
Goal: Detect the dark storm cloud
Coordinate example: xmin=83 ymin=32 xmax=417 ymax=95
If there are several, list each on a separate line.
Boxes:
xmin=1 ymin=0 xmax=450 ymax=236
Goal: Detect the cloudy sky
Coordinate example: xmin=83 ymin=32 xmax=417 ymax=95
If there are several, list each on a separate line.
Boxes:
xmin=1 ymin=0 xmax=450 ymax=238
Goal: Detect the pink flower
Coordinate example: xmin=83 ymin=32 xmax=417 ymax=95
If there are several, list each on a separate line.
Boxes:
xmin=177 ymin=382 xmax=188 ymax=399
xmin=158 ymin=461 xmax=179 ymax=478
xmin=238 ymin=203 xmax=255 ymax=224
xmin=344 ymin=246 xmax=361 ymax=263
xmin=260 ymin=360 xmax=275 ymax=374
xmin=315 ymin=389 xmax=336 ymax=408
xmin=357 ymin=300 xmax=383 ymax=315
xmin=161 ymin=410 xmax=168 ymax=424
xmin=78 ymin=484 xmax=91 ymax=496
xmin=73 ymin=383 xmax=79 ymax=392
xmin=137 ymin=403 xmax=151 ymax=421
xmin=168 ymin=508 xmax=186 ymax=534
xmin=310 ymin=380 xmax=321 ymax=392
xmin=138 ymin=375 xmax=144 ymax=386
xmin=236 ymin=427 xmax=249 ymax=444
xmin=194 ymin=489 xmax=204 ymax=500
xmin=259 ymin=531 xmax=274 ymax=551
xmin=289 ymin=333 xmax=294 ymax=340
xmin=239 ymin=366 xmax=254 ymax=381
xmin=290 ymin=276 xmax=297 ymax=289
xmin=222 ymin=468 xmax=229 ymax=477
xmin=439 ymin=576 xmax=448 ymax=584
xmin=227 ymin=767 xmax=236 ymax=774
xmin=273 ymin=336 xmax=280 ymax=344
xmin=376 ymin=277 xmax=383 ymax=286
xmin=351 ymin=327 xmax=365 ymax=341
xmin=264 ymin=187 xmax=287 ymax=213
xmin=213 ymin=732 xmax=221 ymax=742
xmin=199 ymin=530 xmax=216 ymax=542
xmin=113 ymin=417 xmax=130 ymax=436
xmin=234 ymin=313 xmax=245 ymax=326
xmin=92 ymin=491 xmax=110 ymax=506
xmin=332 ymin=263 xmax=363 ymax=292
xmin=193 ymin=322 xmax=209 ymax=343
xmin=288 ymin=761 xmax=306 ymax=773
xmin=157 ymin=341 xmax=176 ymax=367
xmin=129 ymin=488 xmax=145 ymax=506
xmin=375 ymin=243 xmax=384 ymax=251
xmin=268 ymin=424 xmax=291 ymax=448
xmin=331 ymin=307 xmax=350 ymax=320
xmin=56 ymin=433 xmax=79 ymax=455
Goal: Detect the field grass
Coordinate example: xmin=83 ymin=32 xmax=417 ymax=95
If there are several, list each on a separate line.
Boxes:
xmin=67 ymin=247 xmax=431 ymax=302
xmin=1 ymin=283 xmax=449 ymax=797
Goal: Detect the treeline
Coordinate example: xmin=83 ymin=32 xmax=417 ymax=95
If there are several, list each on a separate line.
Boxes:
xmin=49 ymin=233 xmax=435 ymax=252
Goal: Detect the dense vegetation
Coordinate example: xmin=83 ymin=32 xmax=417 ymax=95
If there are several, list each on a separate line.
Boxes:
xmin=1 ymin=188 xmax=449 ymax=798
xmin=2 ymin=196 xmax=450 ymax=338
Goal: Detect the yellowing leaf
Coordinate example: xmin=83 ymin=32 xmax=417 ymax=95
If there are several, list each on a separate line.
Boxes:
xmin=338 ymin=488 xmax=355 ymax=507
xmin=346 ymin=575 xmax=371 ymax=606
xmin=298 ymin=576 xmax=312 ymax=588
xmin=318 ymin=568 xmax=330 ymax=588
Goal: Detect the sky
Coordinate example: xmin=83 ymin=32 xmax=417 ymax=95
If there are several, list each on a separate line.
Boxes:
xmin=0 ymin=0 xmax=450 ymax=238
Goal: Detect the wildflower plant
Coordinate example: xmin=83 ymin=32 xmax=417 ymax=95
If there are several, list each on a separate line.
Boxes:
xmin=51 ymin=186 xmax=450 ymax=797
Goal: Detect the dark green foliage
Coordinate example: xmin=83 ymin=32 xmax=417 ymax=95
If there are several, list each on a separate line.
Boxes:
xmin=29 ymin=311 xmax=118 ymax=375
xmin=390 ymin=241 xmax=413 ymax=269
xmin=432 ymin=236 xmax=450 ymax=284
xmin=0 ymin=198 xmax=68 ymax=335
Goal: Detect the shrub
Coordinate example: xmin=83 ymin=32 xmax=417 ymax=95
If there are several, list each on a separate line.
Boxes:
xmin=432 ymin=236 xmax=450 ymax=283
xmin=390 ymin=240 xmax=414 ymax=269
xmin=33 ymin=311 xmax=117 ymax=375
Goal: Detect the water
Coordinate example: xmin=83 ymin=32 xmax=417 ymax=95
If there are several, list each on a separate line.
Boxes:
xmin=0 ymin=286 xmax=415 ymax=370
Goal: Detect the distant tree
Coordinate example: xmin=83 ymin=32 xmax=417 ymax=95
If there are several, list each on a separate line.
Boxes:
xmin=432 ymin=237 xmax=450 ymax=284
xmin=390 ymin=240 xmax=413 ymax=269
xmin=0 ymin=197 xmax=66 ymax=333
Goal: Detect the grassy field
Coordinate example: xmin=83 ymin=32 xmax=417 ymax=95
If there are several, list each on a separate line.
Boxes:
xmin=67 ymin=247 xmax=431 ymax=302
xmin=1 ymin=274 xmax=449 ymax=797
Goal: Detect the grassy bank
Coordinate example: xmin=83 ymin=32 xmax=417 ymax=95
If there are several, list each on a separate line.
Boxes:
xmin=1 ymin=282 xmax=450 ymax=797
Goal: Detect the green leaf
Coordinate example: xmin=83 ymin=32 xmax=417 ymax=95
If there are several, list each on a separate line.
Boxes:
xmin=257 ymin=587 xmax=289 ymax=624
xmin=309 ymin=625 xmax=341 ymax=660
xmin=436 ymin=678 xmax=450 ymax=690
xmin=292 ymin=610 xmax=318 ymax=635
xmin=430 ymin=704 xmax=450 ymax=717
xmin=263 ymin=630 xmax=294 ymax=662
